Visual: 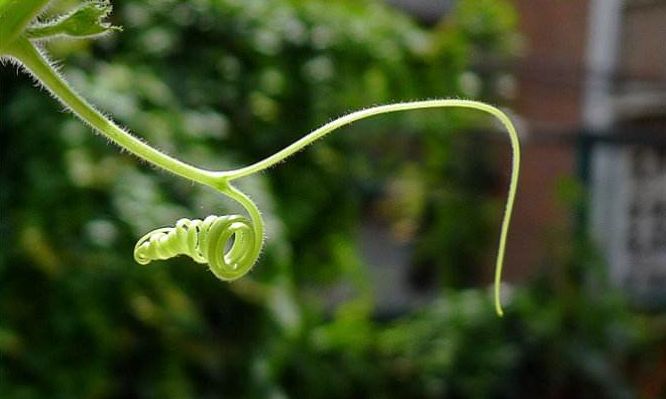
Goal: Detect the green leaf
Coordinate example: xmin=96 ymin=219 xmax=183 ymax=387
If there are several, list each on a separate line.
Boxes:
xmin=26 ymin=0 xmax=120 ymax=40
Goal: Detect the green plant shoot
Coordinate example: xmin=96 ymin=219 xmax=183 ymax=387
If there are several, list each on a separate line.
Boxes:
xmin=1 ymin=0 xmax=520 ymax=316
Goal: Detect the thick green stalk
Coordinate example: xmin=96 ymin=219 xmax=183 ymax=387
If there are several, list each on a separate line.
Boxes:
xmin=0 ymin=0 xmax=50 ymax=53
xmin=6 ymin=36 xmax=218 ymax=188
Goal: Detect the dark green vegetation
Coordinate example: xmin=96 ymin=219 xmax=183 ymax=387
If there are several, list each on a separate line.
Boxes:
xmin=0 ymin=0 xmax=658 ymax=397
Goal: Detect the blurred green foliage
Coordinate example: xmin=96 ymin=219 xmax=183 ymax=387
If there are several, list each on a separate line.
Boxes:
xmin=1 ymin=0 xmax=658 ymax=398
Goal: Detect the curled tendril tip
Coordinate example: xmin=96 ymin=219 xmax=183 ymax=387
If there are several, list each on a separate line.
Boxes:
xmin=134 ymin=214 xmax=262 ymax=281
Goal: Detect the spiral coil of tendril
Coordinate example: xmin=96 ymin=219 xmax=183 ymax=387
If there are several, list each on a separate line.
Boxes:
xmin=133 ymin=215 xmax=260 ymax=281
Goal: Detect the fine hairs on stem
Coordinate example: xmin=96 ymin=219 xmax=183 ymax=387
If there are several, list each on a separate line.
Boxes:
xmin=2 ymin=0 xmax=520 ymax=316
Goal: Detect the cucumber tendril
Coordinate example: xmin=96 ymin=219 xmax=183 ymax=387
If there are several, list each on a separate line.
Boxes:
xmin=2 ymin=0 xmax=520 ymax=316
xmin=134 ymin=214 xmax=259 ymax=282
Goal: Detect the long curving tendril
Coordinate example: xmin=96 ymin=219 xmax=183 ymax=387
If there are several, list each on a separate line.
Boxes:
xmin=6 ymin=33 xmax=520 ymax=316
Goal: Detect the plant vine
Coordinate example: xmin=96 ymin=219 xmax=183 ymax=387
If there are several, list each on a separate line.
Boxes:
xmin=1 ymin=0 xmax=520 ymax=316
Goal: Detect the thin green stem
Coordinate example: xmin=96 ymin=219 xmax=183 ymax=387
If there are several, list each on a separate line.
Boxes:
xmin=223 ymin=183 xmax=265 ymax=247
xmin=222 ymin=100 xmax=520 ymax=315
xmin=7 ymin=36 xmax=217 ymax=187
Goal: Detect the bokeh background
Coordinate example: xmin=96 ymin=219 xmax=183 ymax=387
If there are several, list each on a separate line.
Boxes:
xmin=1 ymin=0 xmax=665 ymax=397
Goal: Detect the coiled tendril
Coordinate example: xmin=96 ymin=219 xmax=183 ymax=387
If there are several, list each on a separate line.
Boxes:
xmin=5 ymin=1 xmax=520 ymax=315
xmin=134 ymin=214 xmax=261 ymax=281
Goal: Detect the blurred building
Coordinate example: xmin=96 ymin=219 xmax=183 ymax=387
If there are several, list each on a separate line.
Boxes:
xmin=587 ymin=0 xmax=666 ymax=307
xmin=509 ymin=0 xmax=666 ymax=307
